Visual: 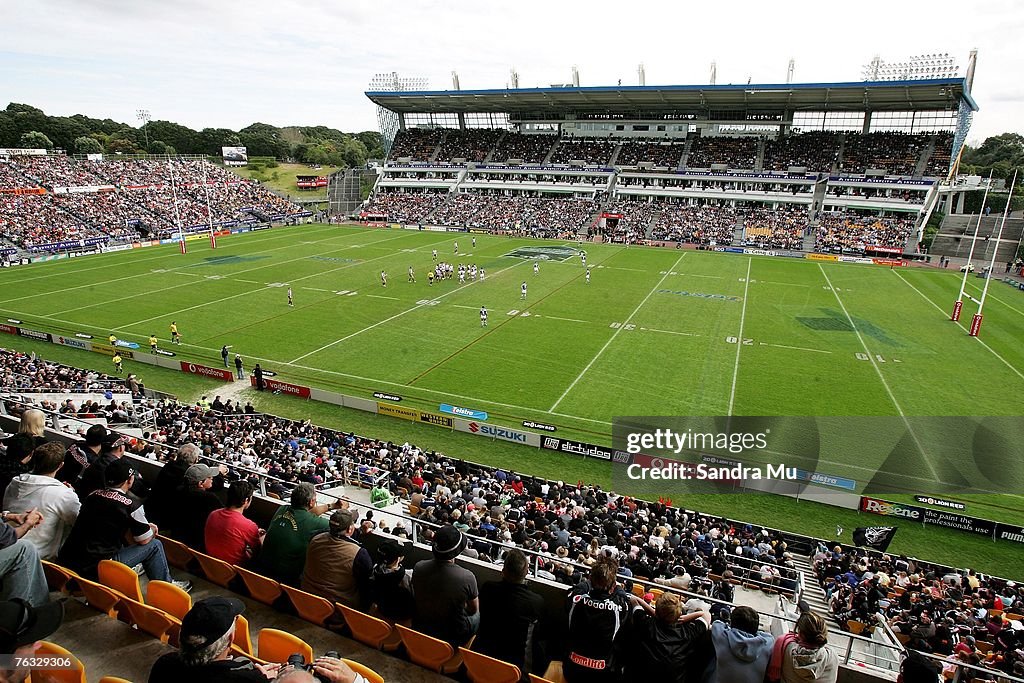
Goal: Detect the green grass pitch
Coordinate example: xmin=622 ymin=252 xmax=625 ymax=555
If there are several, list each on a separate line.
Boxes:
xmin=2 ymin=224 xmax=1023 ymax=537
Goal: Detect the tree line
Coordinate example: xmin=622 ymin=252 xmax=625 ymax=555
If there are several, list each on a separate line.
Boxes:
xmin=1 ymin=102 xmax=384 ymax=168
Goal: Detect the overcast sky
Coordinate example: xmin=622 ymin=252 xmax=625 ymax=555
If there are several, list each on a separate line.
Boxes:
xmin=2 ymin=0 xmax=1020 ymax=145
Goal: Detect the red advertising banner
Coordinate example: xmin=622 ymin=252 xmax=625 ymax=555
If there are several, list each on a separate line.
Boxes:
xmin=249 ymin=375 xmax=311 ymax=398
xmin=871 ymin=258 xmax=907 ymax=267
xmin=179 ymin=361 xmax=234 ymax=381
xmin=867 ymin=246 xmax=903 ymax=255
xmin=951 ymin=300 xmax=963 ymax=322
xmin=0 ymin=323 xmax=16 ymax=335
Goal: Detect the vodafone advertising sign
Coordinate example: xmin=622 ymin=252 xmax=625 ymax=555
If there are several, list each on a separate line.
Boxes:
xmin=180 ymin=361 xmax=234 ymax=382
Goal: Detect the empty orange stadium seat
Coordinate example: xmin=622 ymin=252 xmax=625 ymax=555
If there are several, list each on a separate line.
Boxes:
xmin=77 ymin=577 xmax=124 ymax=619
xmin=232 ymin=614 xmax=254 ymax=656
xmin=460 ymin=647 xmax=522 ymax=683
xmin=281 ymin=584 xmax=336 ymax=626
xmin=193 ymin=550 xmax=237 ymax=587
xmin=157 ymin=535 xmax=194 ymax=570
xmin=98 ymin=559 xmax=143 ymax=602
xmin=257 ymin=628 xmax=313 ymax=664
xmin=343 ymin=659 xmax=384 ymax=683
xmin=396 ymin=624 xmax=468 ymax=674
xmin=120 ymin=599 xmax=178 ymax=644
xmin=235 ymin=565 xmax=283 ymax=605
xmin=33 ymin=641 xmax=86 ymax=683
xmin=337 ymin=603 xmax=399 ymax=651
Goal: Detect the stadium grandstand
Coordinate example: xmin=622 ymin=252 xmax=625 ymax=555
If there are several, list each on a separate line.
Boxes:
xmin=359 ymin=72 xmax=977 ymax=255
xmin=0 ymin=154 xmax=309 ymax=254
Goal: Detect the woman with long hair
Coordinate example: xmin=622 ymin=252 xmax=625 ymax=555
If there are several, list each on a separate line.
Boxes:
xmin=767 ymin=611 xmax=838 ymax=683
xmin=0 ymin=408 xmax=47 ymax=493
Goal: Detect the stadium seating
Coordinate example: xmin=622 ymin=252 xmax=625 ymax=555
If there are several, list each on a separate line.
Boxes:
xmin=616 ymin=139 xmax=686 ymax=168
xmin=388 ymin=128 xmax=444 ymax=162
xmin=763 ymin=132 xmax=841 ymax=172
xmin=548 ymin=137 xmax=616 ymax=166
xmin=840 ymin=131 xmax=927 ymax=176
xmin=686 ymin=136 xmax=757 ymax=169
xmin=651 ymin=204 xmax=739 ymax=244
xmin=490 ymin=131 xmax=557 ymax=164
xmin=815 ymin=211 xmax=915 ymax=252
xmin=742 ymin=206 xmax=808 ymax=249
xmin=436 ymin=129 xmax=503 ymax=163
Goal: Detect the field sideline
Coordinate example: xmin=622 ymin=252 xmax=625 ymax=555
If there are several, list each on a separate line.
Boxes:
xmin=2 ymin=223 xmax=1023 ymax=506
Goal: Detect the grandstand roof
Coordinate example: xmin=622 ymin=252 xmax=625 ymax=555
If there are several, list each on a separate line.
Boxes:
xmin=366 ymin=78 xmax=977 ymax=116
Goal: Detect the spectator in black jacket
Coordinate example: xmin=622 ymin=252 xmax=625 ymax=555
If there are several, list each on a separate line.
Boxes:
xmin=368 ymin=540 xmax=414 ymax=622
xmin=145 ymin=443 xmax=200 ymax=527
xmin=58 ymin=424 xmax=106 ymax=487
xmin=170 ymin=464 xmax=223 ymax=552
xmin=0 ymin=409 xmax=47 ymax=495
xmin=617 ymin=593 xmax=711 ymax=683
xmin=563 ymin=557 xmax=632 ymax=683
xmin=476 ymin=549 xmax=546 ymax=677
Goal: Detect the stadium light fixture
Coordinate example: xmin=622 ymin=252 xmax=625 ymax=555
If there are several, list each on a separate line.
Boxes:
xmin=862 ymin=53 xmax=959 ymax=81
xmin=136 ymin=109 xmax=151 ymax=150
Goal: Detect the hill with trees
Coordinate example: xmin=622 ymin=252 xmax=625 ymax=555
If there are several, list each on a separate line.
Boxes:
xmin=0 ymin=102 xmax=383 ymax=168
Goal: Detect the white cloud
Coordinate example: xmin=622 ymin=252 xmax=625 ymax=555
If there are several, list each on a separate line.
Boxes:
xmin=1 ymin=0 xmax=1019 ymax=140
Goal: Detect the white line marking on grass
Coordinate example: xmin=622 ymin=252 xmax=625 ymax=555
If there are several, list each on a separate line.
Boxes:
xmin=545 ymin=315 xmax=591 ymax=324
xmin=47 ymin=231 xmax=411 ymax=317
xmin=819 ymin=263 xmax=939 ymax=481
xmin=235 ymin=279 xmax=259 ymax=284
xmin=727 ymin=258 xmax=752 ymax=416
xmin=641 ymin=327 xmax=698 ymax=337
xmin=451 ymin=304 xmax=479 ymax=310
xmin=114 ymin=232 xmax=448 ymax=332
xmin=0 ymin=224 xmax=339 ymax=289
xmin=302 ymin=287 xmax=331 ymax=292
xmin=550 ymin=253 xmax=686 ymax=412
xmin=366 ymin=294 xmax=399 ymax=300
xmin=892 ymin=270 xmax=1024 ymax=382
xmin=288 ymin=259 xmax=528 ymax=364
xmin=762 ymin=343 xmax=832 ymax=354
xmin=675 ymin=273 xmax=723 ymax=279
xmin=964 ymin=280 xmax=1024 ymax=319
xmin=0 ymin=226 xmax=356 ymax=306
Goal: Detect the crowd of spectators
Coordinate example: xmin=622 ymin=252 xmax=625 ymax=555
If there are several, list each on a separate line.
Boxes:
xmin=742 ymin=207 xmax=809 ymax=250
xmin=814 ymin=543 xmax=1023 ymax=680
xmin=435 ymin=129 xmax=502 ymax=163
xmin=616 ymin=139 xmax=686 ymax=168
xmin=763 ymin=132 xmax=841 ymax=173
xmin=601 ymin=199 xmax=659 ymax=243
xmin=0 ymin=157 xmax=305 ymax=248
xmin=815 ymin=211 xmax=916 ymax=252
xmin=651 ymin=204 xmax=740 ymax=244
xmin=0 ymin=348 xmax=132 ymax=396
xmin=491 ymin=131 xmax=557 ymax=164
xmin=923 ymin=132 xmax=955 ymax=178
xmin=548 ymin=137 xmax=616 ymax=166
xmin=12 ymin=155 xmax=109 ymax=190
xmin=361 ymin=190 xmax=448 ymax=224
xmin=840 ymin=132 xmax=928 ymax=176
xmin=0 ymin=159 xmax=40 ymax=190
xmin=687 ymin=137 xmax=758 ymax=169
xmin=467 ymin=170 xmax=608 ymax=187
xmin=387 ymin=128 xmax=444 ymax=162
xmin=430 ymin=192 xmax=487 ymax=227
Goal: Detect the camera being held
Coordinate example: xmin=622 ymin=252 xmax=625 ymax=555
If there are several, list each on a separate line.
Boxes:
xmin=275 ymin=651 xmax=367 ymax=683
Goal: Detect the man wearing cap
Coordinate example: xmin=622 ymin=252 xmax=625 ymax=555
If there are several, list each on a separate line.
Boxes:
xmin=149 ymin=597 xmax=280 ymax=682
xmin=301 ymin=508 xmax=372 ymax=610
xmin=412 ymin=524 xmax=480 ymax=647
xmin=259 ymin=483 xmax=346 ymax=586
xmin=57 ymin=423 xmax=106 ymax=487
xmin=368 ymin=540 xmax=414 ymax=622
xmin=59 ymin=458 xmax=191 ymax=591
xmin=75 ymin=431 xmax=146 ymax=500
xmin=0 ymin=598 xmax=65 ymax=683
xmin=169 ymin=463 xmax=224 ymax=552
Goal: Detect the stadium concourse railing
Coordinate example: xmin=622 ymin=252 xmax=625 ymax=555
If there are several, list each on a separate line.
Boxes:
xmin=7 ymin=404 xmax=1024 ymax=680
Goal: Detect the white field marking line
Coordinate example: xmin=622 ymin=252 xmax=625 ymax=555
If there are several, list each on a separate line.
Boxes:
xmin=0 ymin=223 xmax=340 ymax=288
xmin=727 ymin=258 xmax=752 ymax=416
xmin=819 ymin=263 xmax=939 ymax=481
xmin=235 ymin=279 xmax=259 ymax=284
xmin=760 ymin=342 xmax=832 ymax=354
xmin=451 ymin=304 xmax=479 ymax=310
xmin=115 ymin=232 xmax=449 ymax=332
xmin=0 ymin=225 xmax=360 ymax=306
xmin=964 ymin=279 xmax=1024 ymax=319
xmin=288 ymin=258 xmax=529 ymax=364
xmin=48 ymin=230 xmax=412 ymax=317
xmin=366 ymin=294 xmax=400 ymax=300
xmin=550 ymin=252 xmax=686 ymax=412
xmin=545 ymin=315 xmax=591 ymax=324
xmin=758 ymin=281 xmax=811 ymax=287
xmin=641 ymin=327 xmax=699 ymax=337
xmin=674 ymin=273 xmax=723 ymax=279
xmin=302 ymin=287 xmax=332 ymax=292
xmin=892 ymin=269 xmax=1024 ymax=382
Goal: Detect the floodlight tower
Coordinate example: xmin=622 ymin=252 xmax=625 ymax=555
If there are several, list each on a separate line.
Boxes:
xmin=786 ymin=59 xmax=795 ymax=83
xmin=638 ymin=63 xmax=646 ymax=86
xmin=710 ymin=61 xmax=717 ymax=85
xmin=136 ymin=109 xmax=151 ymax=151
